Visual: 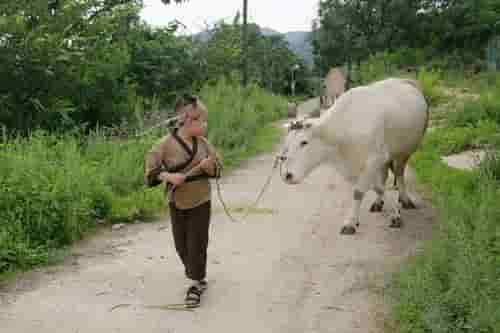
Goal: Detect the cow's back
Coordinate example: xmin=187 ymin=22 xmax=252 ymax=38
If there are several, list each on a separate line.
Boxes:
xmin=376 ymin=78 xmax=428 ymax=155
xmin=318 ymin=78 xmax=428 ymax=157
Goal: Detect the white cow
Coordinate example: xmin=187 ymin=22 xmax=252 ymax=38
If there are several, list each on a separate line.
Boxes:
xmin=279 ymin=78 xmax=429 ymax=235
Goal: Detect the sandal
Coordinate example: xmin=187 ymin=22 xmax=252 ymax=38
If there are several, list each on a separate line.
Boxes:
xmin=185 ymin=285 xmax=202 ymax=306
xmin=197 ymin=280 xmax=207 ymax=293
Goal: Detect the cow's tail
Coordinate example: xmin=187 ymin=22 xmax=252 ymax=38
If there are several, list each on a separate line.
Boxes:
xmin=401 ymin=78 xmax=430 ymax=136
xmin=400 ymin=78 xmax=422 ymax=91
xmin=388 ymin=160 xmax=397 ymax=188
xmin=422 ymin=97 xmax=430 ymax=136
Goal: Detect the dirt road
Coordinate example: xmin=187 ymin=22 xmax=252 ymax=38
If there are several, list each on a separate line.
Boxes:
xmin=0 ymin=120 xmax=435 ymax=333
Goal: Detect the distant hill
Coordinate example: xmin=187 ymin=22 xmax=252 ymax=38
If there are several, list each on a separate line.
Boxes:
xmin=192 ymin=26 xmax=314 ymax=67
xmin=259 ymin=27 xmax=280 ymax=36
xmin=284 ymin=31 xmax=313 ymax=67
xmin=191 ymin=29 xmax=213 ymax=43
xmin=260 ymin=28 xmax=313 ymax=66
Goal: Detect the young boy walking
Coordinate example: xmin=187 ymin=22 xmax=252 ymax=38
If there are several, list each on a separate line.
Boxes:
xmin=144 ymin=94 xmax=221 ymax=306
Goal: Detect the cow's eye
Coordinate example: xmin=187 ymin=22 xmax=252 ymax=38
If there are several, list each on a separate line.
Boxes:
xmin=300 ymin=141 xmax=308 ymax=147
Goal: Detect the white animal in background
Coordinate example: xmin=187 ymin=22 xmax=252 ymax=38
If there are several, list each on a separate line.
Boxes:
xmin=279 ymin=78 xmax=429 ymax=234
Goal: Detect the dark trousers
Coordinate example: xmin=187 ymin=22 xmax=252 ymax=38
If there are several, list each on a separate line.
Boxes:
xmin=169 ymin=201 xmax=211 ymax=281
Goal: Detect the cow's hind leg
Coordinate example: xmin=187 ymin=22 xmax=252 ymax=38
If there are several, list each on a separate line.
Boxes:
xmin=376 ymin=185 xmax=403 ymax=228
xmin=373 ymin=160 xmax=403 ymax=228
xmin=394 ymin=156 xmax=417 ymax=209
xmin=370 ymin=164 xmax=389 ymax=213
xmin=370 ymin=192 xmax=384 ymax=212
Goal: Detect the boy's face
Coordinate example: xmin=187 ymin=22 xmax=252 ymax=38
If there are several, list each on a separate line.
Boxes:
xmin=181 ymin=105 xmax=207 ymax=137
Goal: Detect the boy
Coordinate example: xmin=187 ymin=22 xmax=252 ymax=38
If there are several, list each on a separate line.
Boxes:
xmin=144 ymin=94 xmax=221 ymax=306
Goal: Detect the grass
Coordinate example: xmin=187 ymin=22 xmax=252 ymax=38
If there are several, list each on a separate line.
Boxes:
xmin=417 ymin=68 xmax=448 ymax=106
xmin=0 ymin=132 xmax=162 ymax=276
xmin=387 ymin=70 xmax=500 ymax=333
xmin=425 ymin=121 xmax=499 ymax=155
xmin=392 ymin=143 xmax=500 ymax=333
xmin=0 ymin=78 xmax=287 ymax=280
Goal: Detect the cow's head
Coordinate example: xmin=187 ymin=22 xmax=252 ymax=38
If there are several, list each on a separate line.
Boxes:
xmin=279 ymin=118 xmax=330 ymax=184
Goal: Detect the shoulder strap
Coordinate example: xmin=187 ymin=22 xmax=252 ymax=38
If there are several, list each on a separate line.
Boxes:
xmin=167 ymin=128 xmax=198 ymax=173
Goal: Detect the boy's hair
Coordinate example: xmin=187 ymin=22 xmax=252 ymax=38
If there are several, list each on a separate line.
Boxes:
xmin=175 ymin=93 xmax=198 ymax=113
xmin=175 ymin=94 xmax=208 ymax=127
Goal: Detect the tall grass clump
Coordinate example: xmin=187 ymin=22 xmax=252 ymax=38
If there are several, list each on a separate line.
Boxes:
xmin=448 ymin=100 xmax=488 ymax=128
xmin=83 ymin=133 xmax=165 ymax=222
xmin=417 ymin=68 xmax=446 ymax=106
xmin=448 ymin=86 xmax=500 ymax=129
xmin=0 ymin=133 xmax=109 ymax=272
xmin=479 ymin=89 xmax=500 ymax=126
xmin=358 ymin=53 xmax=392 ymax=84
xmin=0 ymin=132 xmax=164 ymax=274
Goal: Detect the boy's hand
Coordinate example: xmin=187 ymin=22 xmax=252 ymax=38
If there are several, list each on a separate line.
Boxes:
xmin=159 ymin=172 xmax=186 ymax=186
xmin=200 ymin=156 xmax=216 ymax=174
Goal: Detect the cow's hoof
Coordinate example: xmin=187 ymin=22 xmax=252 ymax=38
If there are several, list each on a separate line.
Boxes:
xmin=399 ymin=197 xmax=417 ymax=209
xmin=340 ymin=225 xmax=357 ymax=235
xmin=370 ymin=200 xmax=384 ymax=212
xmin=389 ymin=216 xmax=403 ymax=228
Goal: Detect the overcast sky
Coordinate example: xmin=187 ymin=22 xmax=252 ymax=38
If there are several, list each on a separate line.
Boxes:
xmin=140 ymin=0 xmax=319 ymax=35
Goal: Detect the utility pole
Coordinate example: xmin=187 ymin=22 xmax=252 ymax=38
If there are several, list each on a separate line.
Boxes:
xmin=242 ymin=0 xmax=248 ymax=86
xmin=314 ymin=19 xmax=323 ymax=111
xmin=312 ymin=0 xmax=323 ymax=111
xmin=291 ymin=64 xmax=300 ymax=97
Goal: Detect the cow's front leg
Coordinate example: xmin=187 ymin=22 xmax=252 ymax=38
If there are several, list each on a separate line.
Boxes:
xmin=340 ymin=188 xmax=364 ymax=235
xmin=340 ymin=156 xmax=385 ymax=235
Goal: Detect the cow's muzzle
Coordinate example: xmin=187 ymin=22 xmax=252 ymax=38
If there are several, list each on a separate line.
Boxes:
xmin=283 ymin=171 xmax=299 ymax=185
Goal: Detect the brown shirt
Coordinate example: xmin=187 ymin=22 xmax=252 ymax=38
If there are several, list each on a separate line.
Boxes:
xmin=144 ymin=129 xmax=221 ymax=209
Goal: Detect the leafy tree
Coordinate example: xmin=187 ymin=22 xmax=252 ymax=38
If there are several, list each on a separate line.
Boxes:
xmin=0 ymin=0 xmax=192 ymax=133
xmin=314 ymin=0 xmax=500 ymax=72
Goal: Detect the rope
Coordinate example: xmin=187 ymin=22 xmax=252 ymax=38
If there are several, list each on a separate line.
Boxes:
xmin=166 ymin=163 xmax=204 ymax=200
xmin=215 ymin=156 xmax=281 ymax=223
